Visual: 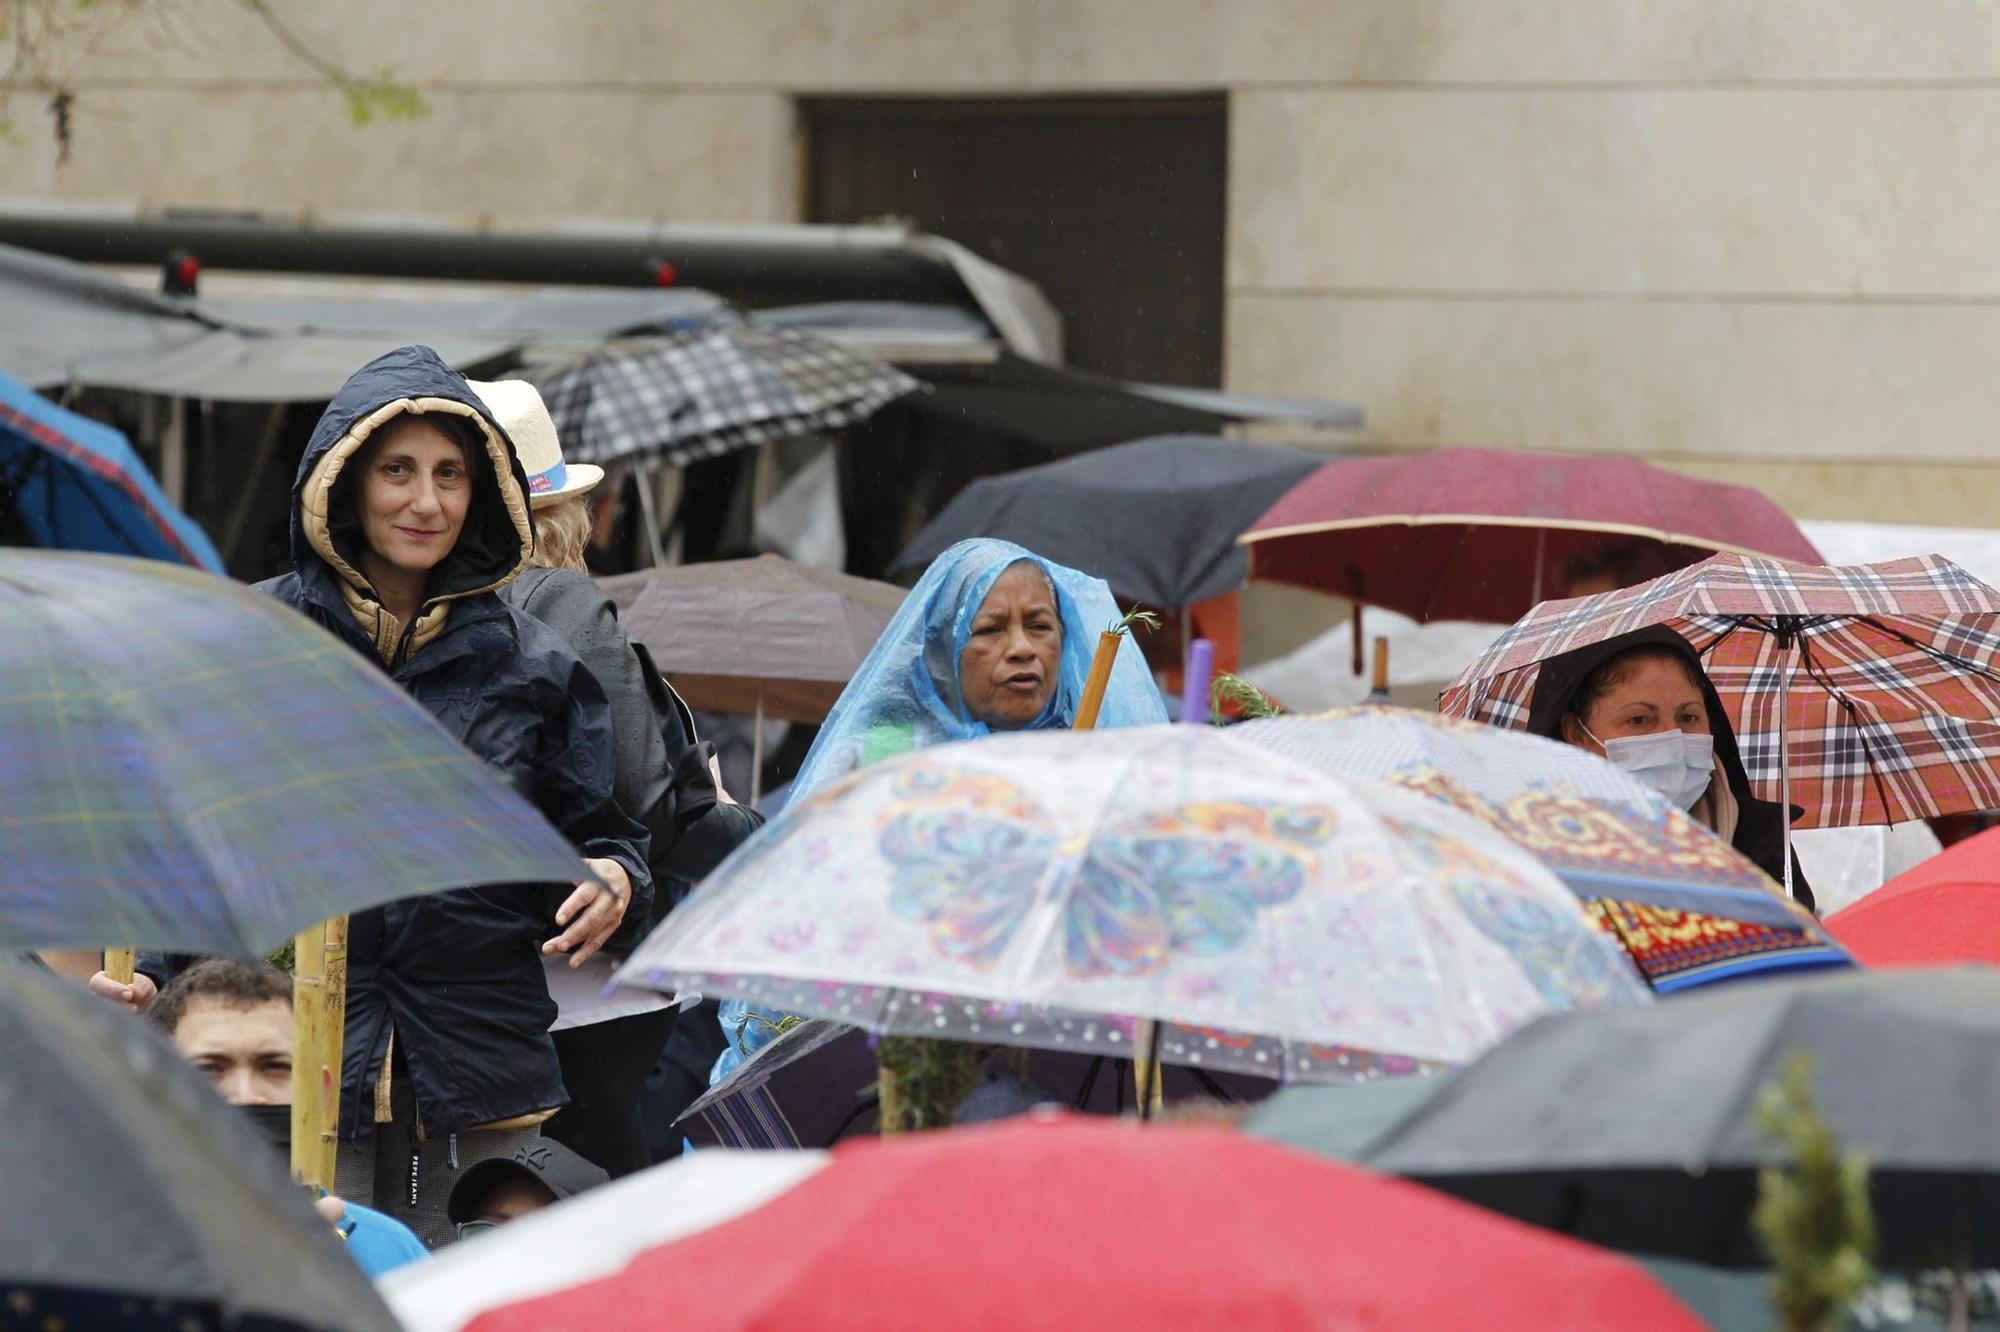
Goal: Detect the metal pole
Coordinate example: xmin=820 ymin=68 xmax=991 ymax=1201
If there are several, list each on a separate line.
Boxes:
xmin=1778 ymin=626 xmax=1798 ymax=902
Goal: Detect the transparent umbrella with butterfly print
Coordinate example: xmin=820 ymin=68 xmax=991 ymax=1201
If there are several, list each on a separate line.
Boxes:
xmin=616 ymin=724 xmax=1651 ymax=1103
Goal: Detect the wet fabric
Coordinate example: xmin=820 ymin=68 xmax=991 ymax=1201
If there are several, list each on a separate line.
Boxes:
xmin=257 ymin=345 xmax=651 ymax=1137
xmin=786 ymin=537 xmax=1168 ymax=804
xmin=1522 ymin=625 xmax=1812 ymax=908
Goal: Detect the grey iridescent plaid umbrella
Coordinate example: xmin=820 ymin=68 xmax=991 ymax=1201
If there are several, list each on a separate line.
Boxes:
xmin=533 ymin=325 xmax=921 ymax=468
xmin=0 ymin=549 xmax=591 ymax=956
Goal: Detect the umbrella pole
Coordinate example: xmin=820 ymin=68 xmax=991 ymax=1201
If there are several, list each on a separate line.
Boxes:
xmin=1778 ymin=626 xmax=1797 ymax=902
xmin=290 ymin=914 xmax=349 ymax=1190
xmin=751 ymin=686 xmax=766 ymax=807
xmin=1134 ymin=1020 xmax=1165 ymax=1121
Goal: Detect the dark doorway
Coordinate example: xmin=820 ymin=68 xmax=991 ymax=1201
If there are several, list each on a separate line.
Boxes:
xmin=801 ymin=95 xmax=1228 ymax=387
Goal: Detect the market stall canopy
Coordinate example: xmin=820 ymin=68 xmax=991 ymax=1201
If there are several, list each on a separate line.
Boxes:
xmin=0 ymin=242 xmax=723 ymax=401
xmin=0 ymin=199 xmax=1062 ymax=359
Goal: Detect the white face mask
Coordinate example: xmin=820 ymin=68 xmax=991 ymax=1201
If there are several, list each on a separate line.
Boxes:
xmin=1582 ymin=722 xmax=1716 ymax=809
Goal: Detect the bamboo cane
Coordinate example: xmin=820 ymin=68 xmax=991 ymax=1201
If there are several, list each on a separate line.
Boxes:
xmin=877 ymin=1056 xmax=905 ymax=1135
xmin=1071 ymin=629 xmax=1123 ymax=731
xmin=290 ymin=914 xmax=350 ymax=1189
xmin=102 ymin=947 xmax=136 ymax=985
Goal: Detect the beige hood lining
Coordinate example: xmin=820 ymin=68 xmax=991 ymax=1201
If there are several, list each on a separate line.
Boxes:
xmin=300 ymin=396 xmax=534 ymax=663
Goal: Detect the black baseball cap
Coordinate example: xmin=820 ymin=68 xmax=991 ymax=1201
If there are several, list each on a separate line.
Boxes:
xmin=446 ymin=1140 xmax=610 ymax=1224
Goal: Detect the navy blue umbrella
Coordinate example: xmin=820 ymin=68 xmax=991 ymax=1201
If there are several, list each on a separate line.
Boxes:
xmin=892 ymin=434 xmax=1327 ymax=609
xmin=0 ymin=369 xmax=221 ymax=570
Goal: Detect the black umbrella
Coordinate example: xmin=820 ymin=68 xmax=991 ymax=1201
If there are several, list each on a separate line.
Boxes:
xmin=0 ymin=961 xmax=401 ymax=1331
xmin=1363 ymin=967 xmax=2000 ymax=1271
xmin=677 ymin=1018 xmax=1273 ymax=1149
xmin=892 ymin=434 xmax=1326 ymax=609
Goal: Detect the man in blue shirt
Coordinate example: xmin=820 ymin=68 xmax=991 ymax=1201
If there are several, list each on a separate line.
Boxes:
xmin=153 ymin=959 xmax=429 ymax=1277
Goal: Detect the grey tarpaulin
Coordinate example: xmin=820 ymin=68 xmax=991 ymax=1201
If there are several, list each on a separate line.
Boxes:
xmin=0 ymin=242 xmax=723 ymax=402
xmin=1363 ymin=967 xmax=2000 ymax=1270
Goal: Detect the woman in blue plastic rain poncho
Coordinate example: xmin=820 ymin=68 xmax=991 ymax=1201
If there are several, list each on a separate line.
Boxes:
xmin=709 ymin=538 xmax=1169 ymax=1086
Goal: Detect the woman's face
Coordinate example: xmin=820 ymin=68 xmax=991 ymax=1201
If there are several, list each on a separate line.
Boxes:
xmin=355 ymin=417 xmax=472 ymax=580
xmin=1563 ymin=655 xmax=1711 ymax=754
xmin=958 ymin=562 xmax=1062 ymax=730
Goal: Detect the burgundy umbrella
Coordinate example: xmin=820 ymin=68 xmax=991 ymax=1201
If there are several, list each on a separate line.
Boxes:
xmin=1240 ymin=448 xmax=1821 ymax=623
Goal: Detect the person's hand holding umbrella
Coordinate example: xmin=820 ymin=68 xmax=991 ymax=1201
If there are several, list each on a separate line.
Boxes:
xmin=543 ymin=857 xmax=633 ymax=968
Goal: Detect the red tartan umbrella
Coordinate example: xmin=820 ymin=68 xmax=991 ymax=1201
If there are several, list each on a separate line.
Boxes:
xmin=1825 ymin=826 xmax=2000 ymax=967
xmin=461 ymin=1115 xmax=1706 ymax=1332
xmin=1441 ymin=555 xmax=2000 ymax=845
xmin=1240 ymin=448 xmax=1821 ymax=623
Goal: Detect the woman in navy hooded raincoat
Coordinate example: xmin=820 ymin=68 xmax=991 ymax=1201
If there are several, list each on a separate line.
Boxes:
xmin=257 ymin=345 xmax=650 ymax=1245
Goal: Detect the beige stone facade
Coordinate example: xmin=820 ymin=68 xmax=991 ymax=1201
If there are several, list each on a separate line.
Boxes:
xmin=5 ymin=0 xmax=1998 ymax=523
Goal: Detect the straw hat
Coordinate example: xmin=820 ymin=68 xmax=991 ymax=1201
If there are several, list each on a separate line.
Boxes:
xmin=467 ymin=379 xmax=604 ymax=510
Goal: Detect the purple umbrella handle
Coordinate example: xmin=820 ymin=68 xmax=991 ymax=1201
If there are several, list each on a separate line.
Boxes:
xmin=1180 ymin=639 xmax=1214 ymax=724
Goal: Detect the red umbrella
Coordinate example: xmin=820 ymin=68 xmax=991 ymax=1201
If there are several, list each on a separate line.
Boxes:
xmin=464 ymin=1115 xmax=1706 ymax=1332
xmin=1826 ymin=826 xmax=2000 ymax=967
xmin=1240 ymin=448 xmax=1821 ymax=623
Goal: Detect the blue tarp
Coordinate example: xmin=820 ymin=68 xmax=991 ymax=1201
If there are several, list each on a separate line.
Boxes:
xmin=0 ymin=370 xmax=222 ymax=571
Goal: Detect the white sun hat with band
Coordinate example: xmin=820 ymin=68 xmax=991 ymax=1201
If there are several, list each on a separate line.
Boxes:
xmin=468 ymin=378 xmax=604 ymax=510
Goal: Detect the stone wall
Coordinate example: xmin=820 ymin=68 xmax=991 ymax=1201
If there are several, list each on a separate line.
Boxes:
xmin=4 ymin=0 xmax=1996 ymax=522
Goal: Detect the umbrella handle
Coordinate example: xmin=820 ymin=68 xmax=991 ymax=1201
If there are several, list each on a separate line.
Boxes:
xmin=102 ymin=948 xmax=135 ymax=985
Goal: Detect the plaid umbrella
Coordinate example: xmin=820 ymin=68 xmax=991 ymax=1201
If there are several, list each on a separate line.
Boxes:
xmin=1440 ymin=554 xmax=2000 ymax=833
xmin=533 ymin=325 xmax=921 ymax=468
xmin=0 ymin=549 xmax=592 ymax=955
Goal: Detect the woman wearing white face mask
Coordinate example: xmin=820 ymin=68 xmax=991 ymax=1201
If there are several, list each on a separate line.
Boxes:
xmin=1525 ymin=626 xmax=1814 ymax=910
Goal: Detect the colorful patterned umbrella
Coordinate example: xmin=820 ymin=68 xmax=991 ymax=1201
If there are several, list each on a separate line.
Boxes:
xmin=1441 ymin=554 xmax=2000 ymax=831
xmin=1239 ymin=448 xmax=1822 ymax=623
xmin=618 ymin=725 xmax=1648 ymax=1081
xmin=0 ymin=550 xmax=593 ymax=955
xmin=533 ymin=325 xmax=920 ymax=468
xmin=1232 ymin=708 xmax=1850 ymax=992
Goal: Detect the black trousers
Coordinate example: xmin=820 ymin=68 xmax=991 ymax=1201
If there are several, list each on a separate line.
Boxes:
xmin=546 ymin=1005 xmax=680 ymax=1178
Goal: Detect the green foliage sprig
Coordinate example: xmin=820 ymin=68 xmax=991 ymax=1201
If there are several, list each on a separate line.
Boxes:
xmin=1210 ymin=672 xmax=1283 ymax=724
xmin=874 ymin=1035 xmax=985 ymax=1133
xmin=1753 ymin=1051 xmax=1876 ymax=1332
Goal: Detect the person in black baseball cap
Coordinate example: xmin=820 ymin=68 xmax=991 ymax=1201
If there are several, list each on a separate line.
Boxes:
xmin=446 ymin=1139 xmax=609 ymax=1239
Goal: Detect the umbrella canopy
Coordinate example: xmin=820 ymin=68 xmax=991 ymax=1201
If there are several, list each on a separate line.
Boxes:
xmin=0 ymin=368 xmax=221 ymax=570
xmin=678 ymin=1016 xmax=1273 ymax=1150
xmin=1826 ymin=826 xmax=2000 ymax=967
xmin=1231 ymin=709 xmax=1849 ymax=992
xmin=533 ymin=324 xmax=920 ymax=468
xmin=445 ymin=1115 xmax=1707 ymax=1332
xmin=892 ymin=435 xmax=1325 ymax=609
xmin=0 ymin=960 xmax=402 ymax=1331
xmin=1244 ymin=1073 xmax=1455 ymax=1163
xmin=1241 ymin=448 xmax=1823 ymax=623
xmin=605 ymin=555 xmax=907 ymax=723
xmin=383 ymin=1149 xmax=828 ymax=1332
xmin=619 ymin=725 xmax=1648 ymax=1081
xmin=0 ymin=549 xmax=593 ymax=955
xmin=1365 ymin=967 xmax=2000 ymax=1270
xmin=1442 ymin=554 xmax=2000 ymax=830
